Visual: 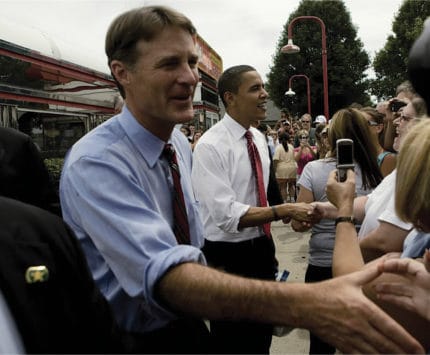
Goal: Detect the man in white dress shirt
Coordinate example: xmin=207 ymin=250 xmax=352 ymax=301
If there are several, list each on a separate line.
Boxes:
xmin=192 ymin=65 xmax=318 ymax=354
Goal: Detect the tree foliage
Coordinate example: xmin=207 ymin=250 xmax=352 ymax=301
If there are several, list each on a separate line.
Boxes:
xmin=370 ymin=0 xmax=430 ymax=100
xmin=267 ymin=0 xmax=370 ymax=118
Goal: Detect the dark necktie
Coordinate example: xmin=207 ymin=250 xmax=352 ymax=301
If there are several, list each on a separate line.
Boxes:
xmin=244 ymin=131 xmax=271 ymax=238
xmin=163 ymin=144 xmax=191 ymax=245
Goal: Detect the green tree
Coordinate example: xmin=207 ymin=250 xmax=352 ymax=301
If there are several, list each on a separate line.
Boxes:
xmin=370 ymin=0 xmax=430 ymax=100
xmin=267 ymin=0 xmax=370 ymax=118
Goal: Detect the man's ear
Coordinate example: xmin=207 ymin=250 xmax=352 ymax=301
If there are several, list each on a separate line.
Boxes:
xmin=110 ymin=60 xmax=131 ymax=87
xmin=224 ymin=91 xmax=235 ymax=107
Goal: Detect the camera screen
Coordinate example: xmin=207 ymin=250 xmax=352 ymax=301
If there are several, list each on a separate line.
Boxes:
xmin=338 ymin=144 xmax=353 ymax=165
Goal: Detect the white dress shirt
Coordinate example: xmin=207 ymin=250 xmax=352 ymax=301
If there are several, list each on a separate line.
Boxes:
xmin=192 ymin=114 xmax=270 ymax=242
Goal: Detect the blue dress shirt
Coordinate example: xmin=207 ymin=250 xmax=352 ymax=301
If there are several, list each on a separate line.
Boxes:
xmin=60 ymin=105 xmax=206 ymax=333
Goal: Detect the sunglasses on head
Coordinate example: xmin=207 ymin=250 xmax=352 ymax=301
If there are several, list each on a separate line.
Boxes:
xmin=367 ymin=120 xmax=380 ymax=126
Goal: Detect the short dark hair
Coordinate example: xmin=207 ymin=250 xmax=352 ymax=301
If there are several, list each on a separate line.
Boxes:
xmin=217 ymin=65 xmax=256 ymax=108
xmin=105 ymin=6 xmax=196 ymax=97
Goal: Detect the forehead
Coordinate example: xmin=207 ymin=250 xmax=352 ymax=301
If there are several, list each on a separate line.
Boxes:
xmin=402 ymin=103 xmax=416 ymax=116
xmin=238 ymin=71 xmax=263 ymax=90
xmin=137 ymin=26 xmax=198 ymax=60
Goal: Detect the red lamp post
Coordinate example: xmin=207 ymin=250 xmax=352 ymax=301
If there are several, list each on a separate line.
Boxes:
xmin=281 ymin=16 xmax=329 ymax=120
xmin=285 ymin=74 xmax=311 ymax=116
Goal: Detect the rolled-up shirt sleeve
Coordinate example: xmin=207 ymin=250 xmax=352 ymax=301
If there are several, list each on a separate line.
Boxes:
xmin=61 ymin=135 xmax=206 ymax=331
xmin=192 ymin=141 xmax=250 ymax=234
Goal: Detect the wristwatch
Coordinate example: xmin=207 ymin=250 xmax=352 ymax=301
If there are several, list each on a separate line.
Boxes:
xmin=335 ymin=216 xmax=356 ymax=226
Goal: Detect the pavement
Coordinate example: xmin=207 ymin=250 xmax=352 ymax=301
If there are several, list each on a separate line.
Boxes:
xmin=270 ymin=221 xmax=311 ymax=355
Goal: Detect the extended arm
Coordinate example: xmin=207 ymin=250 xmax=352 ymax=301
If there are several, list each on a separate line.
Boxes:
xmin=238 ymin=202 xmax=317 ymax=228
xmin=157 ymin=261 xmax=423 ymax=354
xmin=313 ymin=195 xmax=368 ymax=223
xmin=360 ymin=221 xmax=410 ymax=262
xmin=326 ymin=170 xmax=365 ymax=276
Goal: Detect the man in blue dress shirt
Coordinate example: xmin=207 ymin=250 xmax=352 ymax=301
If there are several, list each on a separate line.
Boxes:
xmin=59 ymin=5 xmax=423 ymax=354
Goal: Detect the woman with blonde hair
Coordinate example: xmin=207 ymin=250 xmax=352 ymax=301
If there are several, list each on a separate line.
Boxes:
xmin=395 ymin=118 xmax=430 ymax=236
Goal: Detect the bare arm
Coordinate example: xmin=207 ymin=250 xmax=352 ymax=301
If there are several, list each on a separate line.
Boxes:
xmin=360 ymin=221 xmax=410 ymax=262
xmin=157 ymin=262 xmax=423 ymax=354
xmin=238 ymin=202 xmax=317 ymax=229
xmin=313 ymin=195 xmax=368 ymax=222
xmin=380 ymin=153 xmax=397 ymax=177
xmin=326 ymin=170 xmax=429 ymax=350
xmin=383 ymin=107 xmax=397 ymax=152
xmin=326 ymin=169 xmax=366 ymax=276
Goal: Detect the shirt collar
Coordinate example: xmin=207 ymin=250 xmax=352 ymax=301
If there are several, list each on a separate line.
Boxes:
xmin=223 ymin=113 xmax=249 ymax=141
xmin=118 ymin=105 xmax=167 ymax=168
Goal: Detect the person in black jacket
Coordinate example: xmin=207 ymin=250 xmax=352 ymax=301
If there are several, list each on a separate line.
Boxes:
xmin=0 ymin=127 xmax=60 ymax=215
xmin=0 ymin=196 xmax=124 ymax=353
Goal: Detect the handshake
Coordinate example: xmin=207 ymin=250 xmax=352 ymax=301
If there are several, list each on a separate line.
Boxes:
xmin=275 ymin=201 xmax=324 ymax=227
xmin=290 ymin=169 xmax=357 ymax=231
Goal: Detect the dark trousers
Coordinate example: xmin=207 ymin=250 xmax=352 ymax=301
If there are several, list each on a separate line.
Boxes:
xmin=305 ymin=264 xmax=336 ymax=355
xmin=202 ymin=236 xmax=278 ymax=354
xmin=124 ymin=318 xmax=211 ymax=354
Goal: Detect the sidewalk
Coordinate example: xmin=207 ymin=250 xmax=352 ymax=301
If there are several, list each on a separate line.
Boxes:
xmin=270 ymin=221 xmax=311 ymax=354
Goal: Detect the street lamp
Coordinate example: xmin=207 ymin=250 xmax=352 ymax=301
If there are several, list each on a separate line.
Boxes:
xmin=281 ymin=16 xmax=329 ymax=119
xmin=285 ymin=88 xmax=295 ymax=96
xmin=285 ymin=74 xmax=311 ymax=115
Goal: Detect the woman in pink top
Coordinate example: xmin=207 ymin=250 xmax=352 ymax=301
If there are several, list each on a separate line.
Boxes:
xmin=294 ymin=129 xmax=317 ymax=179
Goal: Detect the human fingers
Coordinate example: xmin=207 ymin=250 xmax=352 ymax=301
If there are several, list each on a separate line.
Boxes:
xmin=316 ymin=270 xmax=422 ymax=354
xmin=349 ymin=262 xmax=382 ymax=285
xmin=346 ymin=268 xmax=424 ymax=353
xmin=365 ymin=299 xmax=424 ymax=354
xmin=346 ymin=168 xmax=355 ymax=181
xmin=379 ymin=258 xmax=422 ymax=276
xmin=326 ymin=169 xmax=337 ymax=185
xmin=375 ymin=283 xmax=415 ymax=311
xmin=310 ymin=202 xmax=327 ymax=219
xmin=291 ymin=203 xmax=314 ymax=222
xmin=306 ymin=204 xmax=322 ymax=223
xmin=281 ymin=216 xmax=291 ymax=224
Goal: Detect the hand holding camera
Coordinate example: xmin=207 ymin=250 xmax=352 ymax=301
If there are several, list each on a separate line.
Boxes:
xmin=336 ymin=139 xmax=354 ymax=182
xmin=389 ymin=98 xmax=407 ymax=113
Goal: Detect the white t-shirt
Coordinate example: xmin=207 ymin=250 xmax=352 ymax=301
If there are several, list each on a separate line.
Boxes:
xmin=299 ymin=158 xmax=371 ymax=266
xmin=358 ymin=170 xmax=412 ymax=240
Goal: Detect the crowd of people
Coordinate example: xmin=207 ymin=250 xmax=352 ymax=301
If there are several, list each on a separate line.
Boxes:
xmin=0 ymin=4 xmax=430 ymax=355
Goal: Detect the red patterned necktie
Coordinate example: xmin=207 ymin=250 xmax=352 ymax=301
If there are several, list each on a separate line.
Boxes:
xmin=163 ymin=144 xmax=191 ymax=245
xmin=244 ymin=131 xmax=271 ymax=238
